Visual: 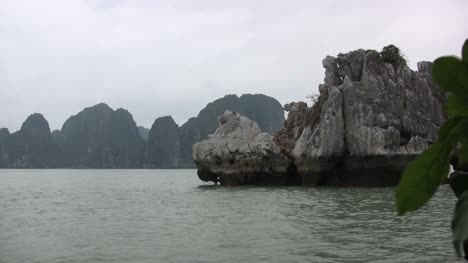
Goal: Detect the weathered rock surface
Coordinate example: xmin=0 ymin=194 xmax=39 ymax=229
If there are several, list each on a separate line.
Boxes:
xmin=194 ymin=49 xmax=447 ymax=186
xmin=178 ymin=94 xmax=285 ymax=167
xmin=193 ymin=111 xmax=290 ymax=185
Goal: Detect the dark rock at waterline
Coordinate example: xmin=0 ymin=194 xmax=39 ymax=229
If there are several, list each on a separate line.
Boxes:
xmin=193 ymin=49 xmax=447 ymax=186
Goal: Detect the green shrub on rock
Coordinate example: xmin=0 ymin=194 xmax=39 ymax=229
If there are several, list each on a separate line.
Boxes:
xmin=380 ymin=44 xmax=407 ymax=67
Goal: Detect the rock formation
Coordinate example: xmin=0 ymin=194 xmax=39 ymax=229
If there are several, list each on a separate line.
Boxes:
xmin=138 ymin=126 xmax=149 ymax=142
xmin=0 ymin=94 xmax=284 ymax=168
xmin=177 ymin=94 xmax=285 ymax=167
xmin=146 ymin=93 xmax=285 ymax=168
xmin=59 ymin=103 xmax=145 ymax=168
xmin=194 ymin=49 xmax=447 ymax=186
xmin=0 ymin=114 xmax=59 ymax=168
xmin=0 ymin=128 xmax=11 ymax=167
xmin=147 ymin=116 xmax=180 ymax=168
xmin=193 ymin=111 xmax=291 ymax=185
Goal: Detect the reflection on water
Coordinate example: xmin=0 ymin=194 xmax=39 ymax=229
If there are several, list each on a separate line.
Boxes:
xmin=0 ymin=169 xmax=458 ymax=263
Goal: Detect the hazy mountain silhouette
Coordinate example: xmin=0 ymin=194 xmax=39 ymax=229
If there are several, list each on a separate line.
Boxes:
xmin=0 ymin=94 xmax=284 ymax=168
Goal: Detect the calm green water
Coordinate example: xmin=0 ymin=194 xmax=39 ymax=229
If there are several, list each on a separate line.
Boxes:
xmin=0 ymin=169 xmax=459 ymax=263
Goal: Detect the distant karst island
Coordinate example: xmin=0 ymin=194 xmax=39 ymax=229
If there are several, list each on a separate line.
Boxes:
xmin=2 ymin=45 xmax=462 ymax=188
xmin=0 ymin=94 xmax=284 ymax=168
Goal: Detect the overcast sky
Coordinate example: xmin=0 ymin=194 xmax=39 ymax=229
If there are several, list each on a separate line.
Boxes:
xmin=0 ymin=0 xmax=466 ymax=131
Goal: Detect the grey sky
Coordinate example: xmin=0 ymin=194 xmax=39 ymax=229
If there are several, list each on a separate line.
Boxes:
xmin=1 ymin=0 xmax=466 ymax=132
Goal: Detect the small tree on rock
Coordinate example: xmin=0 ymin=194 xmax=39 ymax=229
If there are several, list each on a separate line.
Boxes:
xmin=380 ymin=44 xmax=407 ymax=67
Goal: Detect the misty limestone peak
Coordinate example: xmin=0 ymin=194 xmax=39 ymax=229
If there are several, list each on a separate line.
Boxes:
xmin=82 ymin=102 xmax=113 ymax=117
xmin=148 ymin=115 xmax=180 ymax=168
xmin=0 ymin=113 xmax=57 ymax=168
xmin=92 ymin=102 xmax=112 ymax=111
xmin=19 ymin=113 xmax=51 ymax=137
xmin=150 ymin=116 xmax=178 ymax=130
xmin=59 ymin=103 xmax=145 ymax=168
xmin=0 ymin=94 xmax=285 ymax=168
xmin=137 ymin=126 xmax=149 ymax=142
xmin=0 ymin=128 xmax=10 ymax=136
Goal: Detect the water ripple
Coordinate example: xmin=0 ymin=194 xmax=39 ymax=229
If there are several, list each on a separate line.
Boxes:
xmin=0 ymin=169 xmax=459 ymax=263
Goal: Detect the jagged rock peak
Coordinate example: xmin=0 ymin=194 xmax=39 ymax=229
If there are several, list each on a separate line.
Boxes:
xmin=417 ymin=61 xmax=432 ymax=74
xmin=194 ymin=47 xmax=447 ymax=186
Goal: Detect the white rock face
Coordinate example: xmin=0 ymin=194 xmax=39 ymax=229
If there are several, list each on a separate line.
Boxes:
xmin=193 ymin=111 xmax=288 ymax=185
xmin=193 ymin=111 xmax=283 ymax=162
xmin=290 ymin=50 xmax=445 ymax=160
xmin=291 ymin=86 xmax=344 ymax=159
xmin=193 ymin=48 xmax=447 ymax=186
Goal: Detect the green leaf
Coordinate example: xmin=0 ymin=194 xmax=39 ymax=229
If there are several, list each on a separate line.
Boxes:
xmin=460 ymin=142 xmax=468 ymax=166
xmin=449 ymin=171 xmax=468 ymax=198
xmin=440 ymin=117 xmax=464 ymax=140
xmin=396 ymin=119 xmax=467 ymax=215
xmin=463 ymin=39 xmax=468 ymax=64
xmin=396 ymin=142 xmax=451 ymax=215
xmin=446 ymin=95 xmax=468 ymax=117
xmin=459 ymin=64 xmax=468 ymax=89
xmin=452 ymin=190 xmax=468 ymax=257
xmin=433 ymin=56 xmax=466 ymax=98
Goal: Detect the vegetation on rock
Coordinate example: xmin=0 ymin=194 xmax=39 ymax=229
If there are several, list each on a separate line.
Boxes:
xmin=380 ymin=44 xmax=407 ymax=67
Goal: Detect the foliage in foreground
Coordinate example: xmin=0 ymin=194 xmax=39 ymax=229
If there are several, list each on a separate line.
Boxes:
xmin=395 ymin=39 xmax=468 ymax=257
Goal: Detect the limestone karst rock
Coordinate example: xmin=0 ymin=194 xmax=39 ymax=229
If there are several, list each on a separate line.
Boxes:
xmin=177 ymin=94 xmax=285 ymax=167
xmin=138 ymin=126 xmax=149 ymax=142
xmin=0 ymin=94 xmax=284 ymax=168
xmin=193 ymin=111 xmax=290 ymax=185
xmin=3 ymin=114 xmax=58 ymax=168
xmin=147 ymin=116 xmax=180 ymax=168
xmin=0 ymin=128 xmax=11 ymax=167
xmin=194 ymin=49 xmax=446 ymax=186
xmin=60 ymin=103 xmax=145 ymax=168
